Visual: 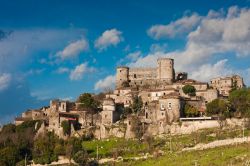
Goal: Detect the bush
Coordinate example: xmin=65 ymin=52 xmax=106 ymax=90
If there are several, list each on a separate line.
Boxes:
xmin=1 ymin=124 xmax=16 ymax=134
xmin=184 ymin=104 xmax=199 ymax=117
xmin=73 ymin=150 xmax=89 ymax=166
xmin=182 ymin=85 xmax=196 ymax=96
xmin=16 ymin=120 xmax=41 ymax=133
xmin=0 ymin=146 xmax=20 ymax=165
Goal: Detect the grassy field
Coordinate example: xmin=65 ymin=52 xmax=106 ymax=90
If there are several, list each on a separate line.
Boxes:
xmin=81 ymin=127 xmax=250 ymax=165
xmin=123 ymin=143 xmax=250 ymax=166
xmin=83 ymin=138 xmax=148 ymax=158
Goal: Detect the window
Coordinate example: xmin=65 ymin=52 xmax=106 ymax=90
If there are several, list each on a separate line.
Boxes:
xmin=160 ymin=104 xmax=165 ymax=110
xmin=168 ymin=102 xmax=172 ymax=109
xmin=134 ymin=74 xmax=137 ymax=78
xmin=146 ymin=112 xmax=148 ymax=119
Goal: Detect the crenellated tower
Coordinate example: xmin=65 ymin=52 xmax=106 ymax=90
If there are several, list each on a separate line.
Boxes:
xmin=157 ymin=58 xmax=175 ymax=84
xmin=116 ymin=66 xmax=129 ymax=88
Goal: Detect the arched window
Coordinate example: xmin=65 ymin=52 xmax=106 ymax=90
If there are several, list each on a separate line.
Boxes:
xmin=146 ymin=112 xmax=148 ymax=119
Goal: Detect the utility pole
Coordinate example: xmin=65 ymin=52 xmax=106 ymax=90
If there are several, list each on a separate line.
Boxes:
xmin=25 ymin=153 xmax=27 ymax=166
xmin=96 ymin=144 xmax=99 ymax=160
xmin=243 ymin=119 xmax=245 ymax=138
xmin=193 ymin=160 xmax=198 ymax=166
xmin=169 ymin=133 xmax=172 ymax=153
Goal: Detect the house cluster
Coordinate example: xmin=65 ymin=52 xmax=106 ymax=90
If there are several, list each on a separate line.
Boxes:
xmin=14 ymin=58 xmax=245 ymax=138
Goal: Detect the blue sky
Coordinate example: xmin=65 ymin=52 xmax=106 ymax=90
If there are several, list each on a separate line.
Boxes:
xmin=0 ymin=0 xmax=250 ymax=124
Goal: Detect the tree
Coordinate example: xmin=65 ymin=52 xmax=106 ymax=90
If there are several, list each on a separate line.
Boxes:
xmin=206 ymin=99 xmax=229 ymax=129
xmin=206 ymin=99 xmax=229 ymax=116
xmin=61 ymin=120 xmax=71 ymax=136
xmin=77 ymin=93 xmax=100 ymax=125
xmin=229 ymin=88 xmax=250 ymax=117
xmin=131 ymin=96 xmax=143 ymax=114
xmin=130 ymin=116 xmax=144 ymax=139
xmin=66 ymin=137 xmax=83 ymax=163
xmin=182 ymin=85 xmax=196 ymax=96
xmin=121 ymin=107 xmax=133 ymax=119
xmin=184 ymin=104 xmax=199 ymax=117
xmin=32 ymin=131 xmax=58 ymax=164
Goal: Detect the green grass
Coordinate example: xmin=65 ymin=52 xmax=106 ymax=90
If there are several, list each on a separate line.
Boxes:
xmin=83 ymin=127 xmax=250 ymax=165
xmin=82 ymin=138 xmax=148 ymax=158
xmin=122 ymin=143 xmax=250 ymax=166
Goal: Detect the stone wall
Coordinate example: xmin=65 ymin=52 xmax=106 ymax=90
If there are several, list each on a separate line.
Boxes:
xmin=196 ymin=89 xmax=218 ymax=103
xmin=129 ymin=68 xmax=157 ymax=81
xmin=147 ymin=118 xmax=244 ymax=136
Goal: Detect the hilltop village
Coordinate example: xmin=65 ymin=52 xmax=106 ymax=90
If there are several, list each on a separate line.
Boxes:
xmin=15 ymin=58 xmax=245 ymax=139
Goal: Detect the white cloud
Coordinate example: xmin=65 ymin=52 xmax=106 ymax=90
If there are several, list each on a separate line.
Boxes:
xmin=148 ymin=13 xmax=201 ymax=39
xmin=188 ymin=6 xmax=250 ymax=57
xmin=24 ymin=68 xmax=45 ymax=76
xmin=189 ymin=59 xmax=233 ymax=81
xmin=0 ymin=73 xmax=11 ymax=91
xmin=60 ymin=96 xmax=73 ymax=101
xmin=94 ymin=75 xmax=116 ymax=91
xmin=126 ymin=51 xmax=142 ymax=62
xmin=150 ymin=43 xmax=168 ymax=53
xmin=130 ymin=6 xmax=250 ymax=84
xmin=55 ymin=67 xmax=70 ymax=74
xmin=0 ymin=28 xmax=86 ymax=71
xmin=95 ymin=29 xmax=123 ymax=51
xmin=69 ymin=63 xmax=95 ymax=81
xmin=56 ymin=39 xmax=89 ymax=59
xmin=30 ymin=89 xmax=54 ymax=100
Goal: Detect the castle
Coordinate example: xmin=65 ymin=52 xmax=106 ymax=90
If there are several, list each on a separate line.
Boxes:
xmin=14 ymin=58 xmax=245 ymax=138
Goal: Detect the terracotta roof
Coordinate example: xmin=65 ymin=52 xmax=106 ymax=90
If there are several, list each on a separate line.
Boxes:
xmin=160 ymin=92 xmax=180 ymax=99
xmin=148 ymin=88 xmax=176 ymax=92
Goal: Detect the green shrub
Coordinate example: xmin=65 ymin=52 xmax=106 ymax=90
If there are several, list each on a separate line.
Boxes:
xmin=182 ymin=85 xmax=196 ymax=96
xmin=61 ymin=120 xmax=71 ymax=135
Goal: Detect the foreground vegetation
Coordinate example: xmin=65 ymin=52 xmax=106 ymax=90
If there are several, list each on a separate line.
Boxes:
xmin=126 ymin=143 xmax=250 ymax=166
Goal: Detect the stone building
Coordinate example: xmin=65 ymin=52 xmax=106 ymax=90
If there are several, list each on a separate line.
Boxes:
xmin=116 ymin=58 xmax=176 ymax=89
xmin=210 ymin=75 xmax=245 ymax=96
xmin=101 ymin=98 xmax=120 ymax=125
xmin=14 ymin=57 xmax=246 ymax=139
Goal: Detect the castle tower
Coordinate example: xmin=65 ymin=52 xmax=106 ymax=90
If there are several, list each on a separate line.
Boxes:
xmin=116 ymin=66 xmax=129 ymax=88
xmin=157 ymin=58 xmax=174 ymax=84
